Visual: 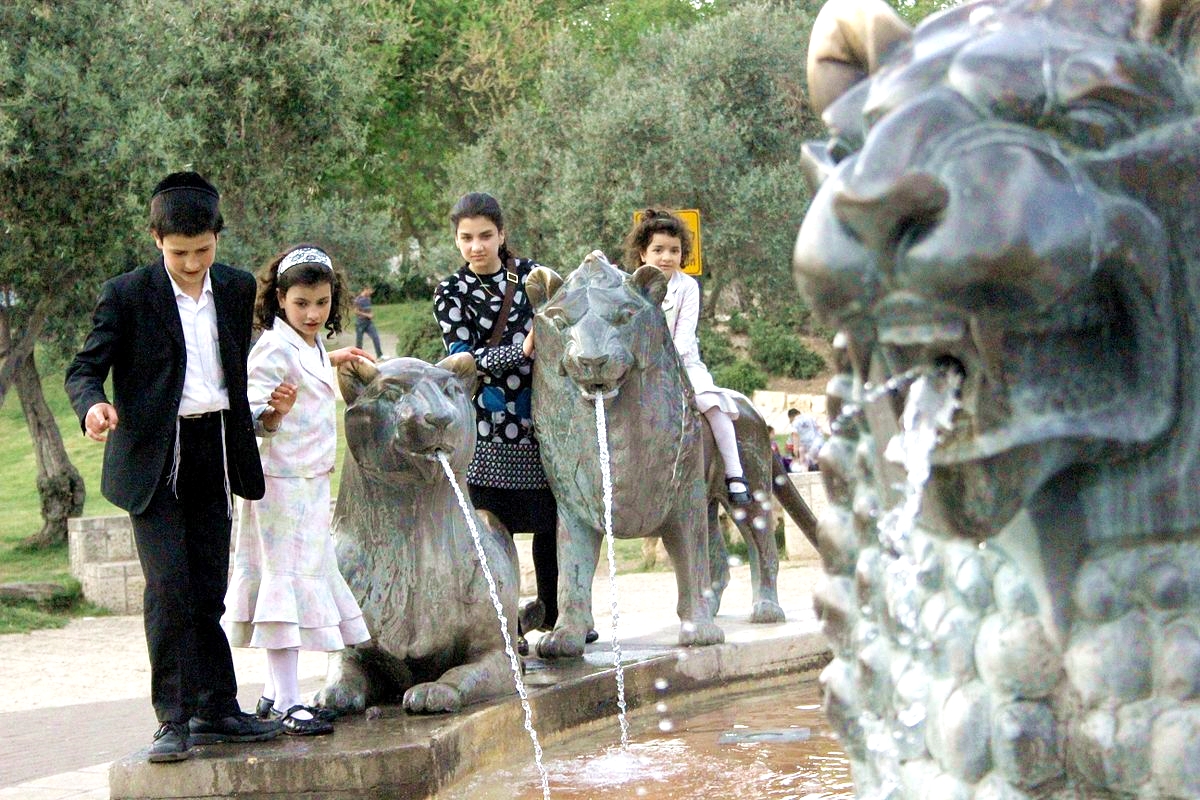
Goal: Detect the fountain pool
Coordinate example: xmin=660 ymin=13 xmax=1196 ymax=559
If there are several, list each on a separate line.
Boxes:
xmin=435 ymin=675 xmax=853 ymax=800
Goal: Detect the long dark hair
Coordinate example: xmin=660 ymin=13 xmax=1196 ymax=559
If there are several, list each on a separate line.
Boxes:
xmin=622 ymin=208 xmax=692 ymax=269
xmin=253 ymin=243 xmax=349 ymax=337
xmin=450 ymin=192 xmax=515 ymax=264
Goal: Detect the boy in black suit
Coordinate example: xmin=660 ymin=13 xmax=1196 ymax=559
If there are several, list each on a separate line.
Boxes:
xmin=66 ymin=172 xmax=281 ymax=762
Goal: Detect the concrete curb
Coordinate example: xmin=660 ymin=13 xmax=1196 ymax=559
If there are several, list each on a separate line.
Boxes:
xmin=109 ymin=632 xmax=831 ymax=799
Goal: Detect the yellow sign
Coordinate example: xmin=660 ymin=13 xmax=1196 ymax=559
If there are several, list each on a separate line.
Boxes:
xmin=632 ymin=208 xmax=703 ymax=276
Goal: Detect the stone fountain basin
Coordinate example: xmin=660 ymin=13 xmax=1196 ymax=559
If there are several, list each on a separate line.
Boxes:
xmin=109 ymin=625 xmax=829 ymax=799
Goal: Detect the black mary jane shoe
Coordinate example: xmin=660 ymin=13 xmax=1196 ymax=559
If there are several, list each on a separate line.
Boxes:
xmin=725 ymin=476 xmax=751 ymax=505
xmin=255 ymin=695 xmax=275 ymax=720
xmin=282 ymin=705 xmax=334 ymax=737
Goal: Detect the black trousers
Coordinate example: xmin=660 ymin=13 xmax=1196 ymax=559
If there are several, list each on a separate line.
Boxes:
xmin=467 ymin=484 xmax=559 ymax=627
xmin=130 ymin=413 xmax=240 ymax=724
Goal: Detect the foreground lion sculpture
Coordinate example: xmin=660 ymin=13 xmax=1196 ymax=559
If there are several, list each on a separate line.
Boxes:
xmin=317 ymin=354 xmax=520 ymax=715
xmin=526 ymin=254 xmax=818 ymax=659
xmin=795 ymin=0 xmax=1200 ymax=797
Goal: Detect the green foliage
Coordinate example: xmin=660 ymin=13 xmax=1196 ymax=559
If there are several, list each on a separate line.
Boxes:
xmin=697 ymin=326 xmax=736 ymax=371
xmin=444 ymin=4 xmax=825 ymax=325
xmin=379 ymin=301 xmax=446 ymax=363
xmin=748 ymin=321 xmax=826 ymax=380
xmin=886 ymin=0 xmax=961 ymax=25
xmin=712 ymin=360 xmax=768 ymax=396
xmin=726 ymin=312 xmax=750 ymax=336
xmin=0 ymin=0 xmax=404 ymax=362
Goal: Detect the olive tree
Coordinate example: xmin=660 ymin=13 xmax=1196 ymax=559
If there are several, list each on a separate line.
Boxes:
xmin=439 ymin=3 xmax=826 ymax=322
xmin=0 ymin=0 xmax=401 ymax=548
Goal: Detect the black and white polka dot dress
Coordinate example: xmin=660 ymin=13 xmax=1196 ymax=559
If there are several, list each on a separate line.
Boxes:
xmin=432 ymin=258 xmax=549 ymax=490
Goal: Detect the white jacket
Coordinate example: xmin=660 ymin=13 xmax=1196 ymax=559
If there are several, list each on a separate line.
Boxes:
xmin=246 ymin=320 xmax=337 ymax=478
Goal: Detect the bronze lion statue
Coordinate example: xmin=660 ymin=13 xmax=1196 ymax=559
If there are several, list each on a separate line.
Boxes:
xmin=795 ymin=0 xmax=1200 ymax=797
xmin=317 ymin=354 xmax=521 ymax=715
xmin=526 ymin=253 xmax=819 ymax=659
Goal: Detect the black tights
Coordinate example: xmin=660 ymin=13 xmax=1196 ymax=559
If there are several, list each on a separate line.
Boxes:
xmin=467 ymin=484 xmax=559 ymax=627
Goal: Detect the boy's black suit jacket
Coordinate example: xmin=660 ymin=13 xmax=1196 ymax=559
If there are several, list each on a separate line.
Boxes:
xmin=66 ymin=260 xmax=266 ymax=514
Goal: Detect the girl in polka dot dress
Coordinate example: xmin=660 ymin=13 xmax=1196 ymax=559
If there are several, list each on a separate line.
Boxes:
xmin=432 ymin=193 xmax=567 ymax=651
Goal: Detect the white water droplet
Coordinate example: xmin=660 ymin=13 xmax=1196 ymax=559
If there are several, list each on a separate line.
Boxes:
xmin=654 ymin=678 xmax=669 ymax=691
xmin=655 ymin=702 xmax=668 ymax=713
xmin=658 ymin=719 xmax=675 ymax=732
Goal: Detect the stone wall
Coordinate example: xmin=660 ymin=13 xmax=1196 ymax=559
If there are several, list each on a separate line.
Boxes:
xmin=68 ymin=515 xmax=144 ymax=615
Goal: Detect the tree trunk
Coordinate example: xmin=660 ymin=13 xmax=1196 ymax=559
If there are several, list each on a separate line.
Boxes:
xmin=0 ymin=296 xmax=52 ymax=408
xmin=15 ymin=350 xmax=86 ymax=550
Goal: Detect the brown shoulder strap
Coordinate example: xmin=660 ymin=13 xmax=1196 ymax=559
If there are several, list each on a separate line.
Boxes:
xmin=486 ymin=258 xmax=519 ymax=348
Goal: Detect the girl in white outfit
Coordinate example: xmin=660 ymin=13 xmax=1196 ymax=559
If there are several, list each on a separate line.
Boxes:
xmin=622 ymin=209 xmax=751 ymax=504
xmin=223 ymin=244 xmax=374 ymax=735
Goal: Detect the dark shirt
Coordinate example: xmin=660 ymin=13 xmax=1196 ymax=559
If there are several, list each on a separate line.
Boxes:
xmin=432 ymin=258 xmax=547 ymax=490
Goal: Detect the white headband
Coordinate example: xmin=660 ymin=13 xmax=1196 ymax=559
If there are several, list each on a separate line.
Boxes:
xmin=278 ymin=247 xmax=333 ymax=275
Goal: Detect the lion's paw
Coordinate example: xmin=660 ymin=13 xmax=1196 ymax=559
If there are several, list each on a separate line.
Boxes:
xmin=679 ymin=620 xmax=725 ymax=647
xmin=315 ymin=681 xmax=367 ymax=715
xmin=403 ymin=681 xmax=463 ymax=714
xmin=750 ymin=600 xmax=786 ymax=624
xmin=535 ymin=627 xmax=585 ymax=659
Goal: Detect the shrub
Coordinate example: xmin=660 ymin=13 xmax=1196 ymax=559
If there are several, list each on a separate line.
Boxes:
xmin=698 ymin=326 xmax=736 ymax=370
xmin=713 ymin=359 xmax=768 ymax=395
xmin=388 ymin=301 xmax=447 ymax=363
xmin=748 ymin=321 xmax=826 ymax=380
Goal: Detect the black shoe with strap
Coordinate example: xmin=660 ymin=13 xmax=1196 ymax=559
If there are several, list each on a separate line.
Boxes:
xmin=725 ymin=476 xmax=751 ymax=505
xmin=281 ymin=705 xmax=335 ymax=737
xmin=189 ymin=710 xmax=283 ymax=745
xmin=148 ymin=721 xmax=191 ymax=763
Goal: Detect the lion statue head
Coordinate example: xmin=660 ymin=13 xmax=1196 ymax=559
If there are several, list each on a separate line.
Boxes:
xmin=793 ymin=1 xmax=1200 ymax=797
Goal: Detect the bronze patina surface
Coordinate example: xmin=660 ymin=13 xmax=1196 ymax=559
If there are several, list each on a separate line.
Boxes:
xmin=796 ymin=0 xmax=1200 ymax=796
xmin=318 ymin=354 xmax=522 ymax=715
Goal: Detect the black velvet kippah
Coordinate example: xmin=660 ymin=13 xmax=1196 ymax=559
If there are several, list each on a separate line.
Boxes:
xmin=151 ymin=171 xmax=219 ymax=200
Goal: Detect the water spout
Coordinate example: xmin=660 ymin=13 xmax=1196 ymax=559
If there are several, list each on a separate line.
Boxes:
xmin=594 ymin=393 xmax=632 ymax=750
xmin=438 ymin=452 xmax=552 ymax=800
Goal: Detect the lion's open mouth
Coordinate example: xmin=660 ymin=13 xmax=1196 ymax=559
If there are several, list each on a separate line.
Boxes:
xmin=578 ymin=384 xmax=619 ymax=400
xmin=874 ymin=263 xmax=1174 ymax=469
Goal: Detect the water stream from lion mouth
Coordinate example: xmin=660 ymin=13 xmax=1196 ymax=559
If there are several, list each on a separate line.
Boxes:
xmin=594 ymin=392 xmax=632 ymax=750
xmin=858 ymin=370 xmax=961 ymax=800
xmin=438 ymin=452 xmax=552 ymax=800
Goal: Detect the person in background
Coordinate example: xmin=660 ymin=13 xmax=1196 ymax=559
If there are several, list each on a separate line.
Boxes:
xmin=223 ymin=244 xmax=374 ymax=737
xmin=65 ymin=171 xmax=281 ymax=763
xmin=352 ymin=285 xmax=383 ymax=358
xmin=787 ymin=407 xmax=825 ymax=471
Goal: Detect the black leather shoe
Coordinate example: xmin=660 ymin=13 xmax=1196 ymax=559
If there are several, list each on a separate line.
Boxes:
xmin=148 ymin=722 xmax=191 ymax=763
xmin=585 ymin=629 xmax=600 ymax=644
xmin=281 ymin=705 xmax=334 ymax=737
xmin=725 ymin=476 xmax=751 ymax=505
xmin=255 ymin=695 xmax=274 ymax=719
xmin=189 ymin=710 xmax=283 ymax=744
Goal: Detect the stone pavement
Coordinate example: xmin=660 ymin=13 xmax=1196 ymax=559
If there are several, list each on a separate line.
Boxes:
xmin=0 ymin=560 xmax=822 ymax=799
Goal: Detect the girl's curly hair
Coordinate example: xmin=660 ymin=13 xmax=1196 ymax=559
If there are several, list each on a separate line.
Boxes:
xmin=253 ymin=243 xmax=350 ymax=338
xmin=622 ymin=208 xmax=692 ymax=269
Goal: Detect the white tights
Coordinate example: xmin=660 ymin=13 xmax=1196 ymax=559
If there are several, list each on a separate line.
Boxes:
xmin=265 ymin=648 xmax=303 ymax=714
xmin=705 ymin=407 xmax=746 ymax=488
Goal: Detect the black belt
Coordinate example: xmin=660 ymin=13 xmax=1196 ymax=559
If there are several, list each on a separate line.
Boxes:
xmin=179 ymin=410 xmax=225 ymax=421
